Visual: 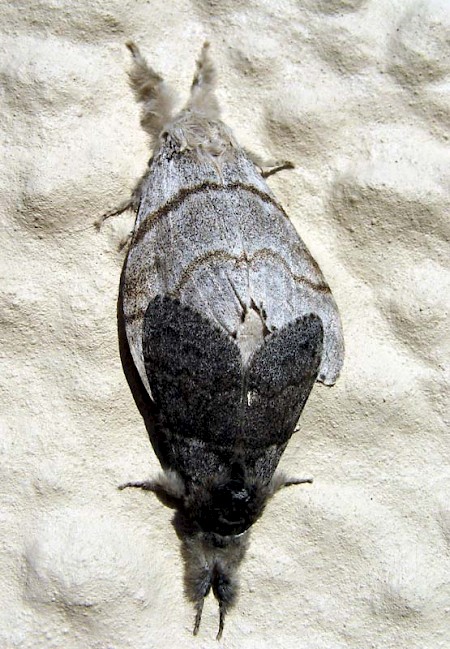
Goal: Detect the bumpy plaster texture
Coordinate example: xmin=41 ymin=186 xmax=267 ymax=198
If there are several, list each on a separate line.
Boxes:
xmin=0 ymin=1 xmax=449 ymax=648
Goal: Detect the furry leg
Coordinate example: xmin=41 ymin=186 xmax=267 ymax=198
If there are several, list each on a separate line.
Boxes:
xmin=126 ymin=41 xmax=176 ymax=139
xmin=246 ymin=149 xmax=295 ymax=178
xmin=280 ymin=477 xmax=313 ymax=488
xmin=261 ymin=161 xmax=295 ymax=178
xmin=270 ymin=473 xmax=313 ymax=494
xmin=119 ymin=471 xmax=185 ymax=508
xmin=193 ymin=600 xmax=204 ymax=636
xmin=187 ymin=42 xmax=220 ymax=119
xmin=217 ymin=602 xmax=225 ymax=641
xmin=96 ymin=170 xmax=147 ymax=229
xmin=118 ymin=480 xmax=160 ymax=491
xmin=97 ymin=197 xmax=135 ymax=226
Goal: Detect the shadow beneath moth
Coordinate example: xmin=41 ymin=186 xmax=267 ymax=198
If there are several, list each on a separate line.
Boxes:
xmin=106 ymin=42 xmax=344 ymax=639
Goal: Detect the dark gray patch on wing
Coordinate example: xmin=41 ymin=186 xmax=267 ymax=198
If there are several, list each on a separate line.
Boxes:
xmin=143 ymin=295 xmax=243 ymax=446
xmin=144 ymin=297 xmax=323 ymax=462
xmin=243 ymin=314 xmax=323 ymax=449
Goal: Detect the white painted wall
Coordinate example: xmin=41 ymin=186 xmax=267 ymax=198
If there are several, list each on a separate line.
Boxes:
xmin=1 ymin=1 xmax=449 ymax=647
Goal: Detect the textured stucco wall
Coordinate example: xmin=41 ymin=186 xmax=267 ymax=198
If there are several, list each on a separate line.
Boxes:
xmin=0 ymin=1 xmax=449 ymax=648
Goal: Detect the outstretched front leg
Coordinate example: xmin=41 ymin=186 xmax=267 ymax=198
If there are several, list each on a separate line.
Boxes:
xmin=261 ymin=160 xmax=295 ymax=178
xmin=245 ymin=149 xmax=295 ymax=178
xmin=95 ymin=172 xmax=145 ymax=230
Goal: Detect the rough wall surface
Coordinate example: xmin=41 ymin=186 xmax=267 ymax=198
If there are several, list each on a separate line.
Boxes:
xmin=0 ymin=1 xmax=449 ymax=648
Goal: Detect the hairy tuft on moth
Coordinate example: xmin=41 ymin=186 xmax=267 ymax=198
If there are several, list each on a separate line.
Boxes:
xmin=106 ymin=42 xmax=344 ymax=639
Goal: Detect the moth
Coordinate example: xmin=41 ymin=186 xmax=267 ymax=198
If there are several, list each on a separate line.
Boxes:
xmin=105 ymin=42 xmax=344 ymax=639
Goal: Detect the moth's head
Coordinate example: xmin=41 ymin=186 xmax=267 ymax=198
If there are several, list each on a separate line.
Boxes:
xmin=182 ymin=526 xmax=249 ymax=640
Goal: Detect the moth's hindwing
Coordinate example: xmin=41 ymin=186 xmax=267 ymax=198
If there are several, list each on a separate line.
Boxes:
xmin=244 ymin=313 xmax=323 ymax=448
xmin=143 ymin=296 xmax=323 ymax=454
xmin=143 ymin=295 xmax=243 ymax=445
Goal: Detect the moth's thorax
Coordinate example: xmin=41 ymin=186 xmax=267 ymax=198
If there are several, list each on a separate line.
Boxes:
xmin=160 ymin=110 xmax=237 ymax=157
xmin=132 ymin=108 xmax=273 ymax=233
xmin=187 ymin=471 xmax=269 ymax=537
